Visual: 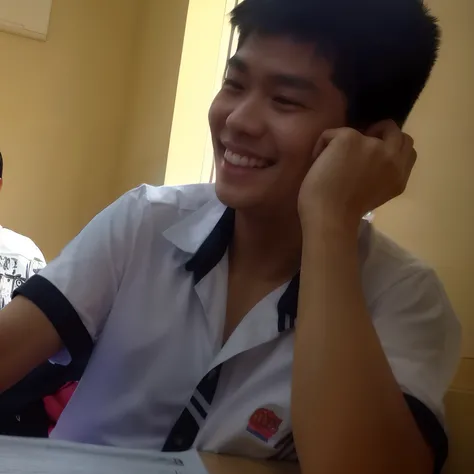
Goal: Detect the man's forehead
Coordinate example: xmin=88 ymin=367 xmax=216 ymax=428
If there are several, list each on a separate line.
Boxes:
xmin=236 ymin=34 xmax=320 ymax=64
xmin=230 ymin=34 xmax=334 ymax=84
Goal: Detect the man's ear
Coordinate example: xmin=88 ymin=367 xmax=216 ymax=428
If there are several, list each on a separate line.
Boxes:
xmin=0 ymin=178 xmax=3 ymax=192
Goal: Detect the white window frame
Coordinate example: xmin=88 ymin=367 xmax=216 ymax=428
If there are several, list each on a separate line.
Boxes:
xmin=201 ymin=0 xmax=241 ymax=183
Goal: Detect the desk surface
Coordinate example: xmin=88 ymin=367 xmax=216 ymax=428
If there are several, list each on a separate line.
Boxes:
xmin=0 ymin=436 xmax=299 ymax=474
xmin=202 ymin=453 xmax=300 ymax=474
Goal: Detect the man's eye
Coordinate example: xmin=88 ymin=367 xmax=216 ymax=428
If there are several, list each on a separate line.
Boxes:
xmin=273 ymin=96 xmax=303 ymax=107
xmin=223 ymin=79 xmax=244 ymax=91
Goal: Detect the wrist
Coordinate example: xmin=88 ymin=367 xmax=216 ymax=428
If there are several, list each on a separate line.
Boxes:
xmin=298 ymin=199 xmax=361 ymax=240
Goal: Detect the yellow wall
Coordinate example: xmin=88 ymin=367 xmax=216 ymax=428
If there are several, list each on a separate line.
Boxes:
xmin=0 ymin=0 xmax=190 ymax=260
xmin=375 ymin=0 xmax=474 ymax=357
xmin=0 ymin=0 xmax=141 ymax=260
xmin=117 ymin=0 xmax=189 ymax=195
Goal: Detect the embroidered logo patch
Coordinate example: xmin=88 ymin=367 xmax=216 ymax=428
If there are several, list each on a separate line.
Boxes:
xmin=247 ymin=408 xmax=283 ymax=443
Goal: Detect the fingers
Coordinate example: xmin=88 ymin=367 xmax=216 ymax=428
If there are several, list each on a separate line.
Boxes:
xmin=313 ymin=124 xmax=417 ymax=180
xmin=312 ymin=128 xmax=359 ymax=160
xmin=366 ymin=120 xmax=403 ymax=151
xmin=366 ymin=119 xmax=398 ymax=139
xmin=401 ymin=133 xmax=417 ymax=177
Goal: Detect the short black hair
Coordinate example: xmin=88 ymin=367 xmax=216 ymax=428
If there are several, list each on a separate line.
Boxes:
xmin=0 ymin=152 xmax=3 ymax=179
xmin=231 ymin=0 xmax=440 ymax=127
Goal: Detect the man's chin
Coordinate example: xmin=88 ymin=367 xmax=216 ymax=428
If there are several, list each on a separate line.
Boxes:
xmin=215 ymin=181 xmax=301 ymax=221
xmin=215 ymin=183 xmax=261 ymax=211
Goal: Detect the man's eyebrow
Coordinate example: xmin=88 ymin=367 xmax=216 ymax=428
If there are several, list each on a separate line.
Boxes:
xmin=270 ymin=74 xmax=318 ymax=92
xmin=227 ymin=55 xmax=248 ymax=73
xmin=227 ymin=56 xmax=318 ymax=92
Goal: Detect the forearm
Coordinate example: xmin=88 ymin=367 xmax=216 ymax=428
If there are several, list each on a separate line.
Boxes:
xmin=292 ymin=218 xmax=432 ymax=474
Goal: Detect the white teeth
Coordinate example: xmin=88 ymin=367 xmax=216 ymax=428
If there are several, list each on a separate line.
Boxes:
xmin=224 ymin=149 xmax=268 ymax=169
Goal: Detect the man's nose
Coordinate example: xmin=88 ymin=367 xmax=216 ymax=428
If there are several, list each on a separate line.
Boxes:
xmin=225 ymin=94 xmax=266 ymax=138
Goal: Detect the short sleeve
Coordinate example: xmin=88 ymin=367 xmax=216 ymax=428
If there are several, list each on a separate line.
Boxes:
xmin=372 ymin=268 xmax=462 ymax=471
xmin=14 ymin=186 xmax=150 ymax=365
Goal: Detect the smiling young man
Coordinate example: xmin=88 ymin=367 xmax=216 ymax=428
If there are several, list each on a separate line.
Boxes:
xmin=0 ymin=1 xmax=461 ymax=473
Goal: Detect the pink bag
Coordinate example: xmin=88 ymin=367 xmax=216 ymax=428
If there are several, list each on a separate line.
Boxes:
xmin=43 ymin=382 xmax=78 ymax=434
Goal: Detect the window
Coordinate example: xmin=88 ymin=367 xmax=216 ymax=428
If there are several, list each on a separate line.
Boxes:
xmin=165 ymin=0 xmax=242 ymax=186
xmin=202 ymin=0 xmax=242 ymax=183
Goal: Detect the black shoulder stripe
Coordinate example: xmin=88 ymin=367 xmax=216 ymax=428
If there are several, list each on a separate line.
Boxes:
xmin=404 ymin=393 xmax=448 ymax=474
xmin=13 ymin=275 xmax=93 ymax=365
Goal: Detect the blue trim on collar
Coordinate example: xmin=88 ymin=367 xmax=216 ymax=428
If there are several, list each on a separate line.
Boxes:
xmin=185 ymin=207 xmax=235 ymax=285
xmin=277 ymin=272 xmax=300 ymax=332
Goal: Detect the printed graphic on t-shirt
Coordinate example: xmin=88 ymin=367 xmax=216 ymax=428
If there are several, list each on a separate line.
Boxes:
xmin=0 ymin=254 xmax=45 ymax=309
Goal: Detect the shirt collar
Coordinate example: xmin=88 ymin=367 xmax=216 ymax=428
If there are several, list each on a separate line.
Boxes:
xmin=162 ymin=199 xmax=228 ymax=255
xmin=162 ymin=200 xmax=299 ymax=333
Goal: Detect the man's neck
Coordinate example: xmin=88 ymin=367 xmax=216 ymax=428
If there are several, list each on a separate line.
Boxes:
xmin=229 ymin=208 xmax=302 ymax=282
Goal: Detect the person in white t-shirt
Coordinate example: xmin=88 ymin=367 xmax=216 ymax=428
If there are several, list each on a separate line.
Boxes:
xmin=0 ymin=153 xmax=46 ymax=309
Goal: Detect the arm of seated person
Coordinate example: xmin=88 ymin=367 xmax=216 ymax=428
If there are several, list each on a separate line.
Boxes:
xmin=0 ymin=296 xmax=62 ymax=393
xmin=0 ymin=186 xmax=151 ymax=394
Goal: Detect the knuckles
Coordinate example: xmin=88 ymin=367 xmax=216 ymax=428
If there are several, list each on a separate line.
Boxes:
xmin=325 ymin=126 xmax=415 ymax=199
xmin=337 ymin=127 xmax=363 ymax=143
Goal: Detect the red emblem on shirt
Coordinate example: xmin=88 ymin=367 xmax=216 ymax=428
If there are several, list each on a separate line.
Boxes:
xmin=247 ymin=408 xmax=283 ymax=442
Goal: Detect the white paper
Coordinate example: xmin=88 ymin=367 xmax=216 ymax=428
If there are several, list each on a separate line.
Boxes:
xmin=0 ymin=436 xmax=209 ymax=474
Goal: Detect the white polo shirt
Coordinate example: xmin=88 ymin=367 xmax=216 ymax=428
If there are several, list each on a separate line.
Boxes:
xmin=15 ymin=184 xmax=460 ymax=468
